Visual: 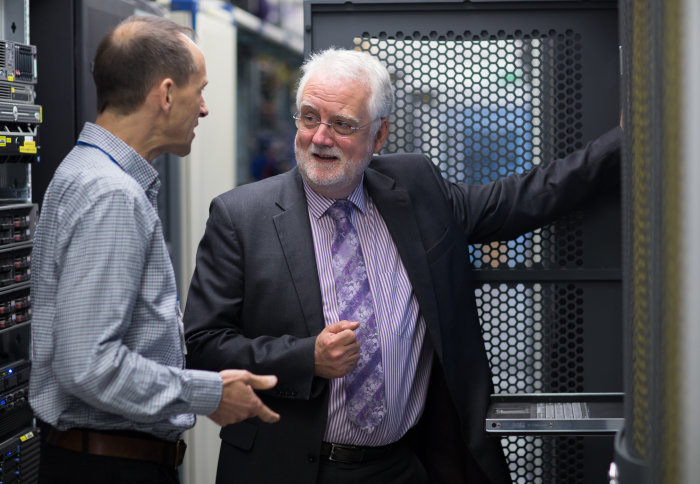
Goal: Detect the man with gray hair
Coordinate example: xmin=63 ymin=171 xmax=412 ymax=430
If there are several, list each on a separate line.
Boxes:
xmin=30 ymin=15 xmax=279 ymax=484
xmin=184 ymin=47 xmax=621 ymax=483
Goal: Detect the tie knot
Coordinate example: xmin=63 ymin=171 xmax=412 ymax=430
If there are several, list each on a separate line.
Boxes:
xmin=327 ymin=199 xmax=353 ymax=223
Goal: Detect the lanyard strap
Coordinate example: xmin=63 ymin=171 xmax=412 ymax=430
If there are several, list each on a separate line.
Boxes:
xmin=76 ymin=140 xmax=123 ymax=170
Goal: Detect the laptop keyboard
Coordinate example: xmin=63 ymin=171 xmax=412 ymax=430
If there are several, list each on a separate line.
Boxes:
xmin=536 ymin=402 xmax=589 ymax=419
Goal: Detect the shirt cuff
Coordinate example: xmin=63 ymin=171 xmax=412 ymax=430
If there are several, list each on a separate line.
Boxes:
xmin=182 ymin=369 xmax=223 ymax=416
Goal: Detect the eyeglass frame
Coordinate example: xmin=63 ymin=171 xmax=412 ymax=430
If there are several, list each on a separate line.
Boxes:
xmin=292 ymin=112 xmax=376 ymax=137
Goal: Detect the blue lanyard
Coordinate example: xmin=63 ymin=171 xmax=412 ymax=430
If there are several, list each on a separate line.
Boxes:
xmin=76 ymin=140 xmax=123 ymax=171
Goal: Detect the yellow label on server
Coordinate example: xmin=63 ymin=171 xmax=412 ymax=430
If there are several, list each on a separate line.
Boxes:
xmin=19 ymin=140 xmax=36 ymax=153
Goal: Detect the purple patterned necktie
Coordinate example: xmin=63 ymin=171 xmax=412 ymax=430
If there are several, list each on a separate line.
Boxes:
xmin=327 ymin=199 xmax=386 ymax=432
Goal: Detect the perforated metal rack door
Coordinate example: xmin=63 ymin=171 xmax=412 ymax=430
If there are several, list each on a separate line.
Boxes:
xmin=306 ymin=2 xmax=621 ymax=483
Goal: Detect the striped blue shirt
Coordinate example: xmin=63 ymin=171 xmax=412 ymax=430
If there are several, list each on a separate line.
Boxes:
xmin=304 ymin=179 xmax=434 ymax=446
xmin=29 ymin=122 xmax=222 ymax=442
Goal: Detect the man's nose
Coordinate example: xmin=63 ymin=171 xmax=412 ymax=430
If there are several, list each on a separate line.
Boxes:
xmin=311 ymin=122 xmax=334 ymax=146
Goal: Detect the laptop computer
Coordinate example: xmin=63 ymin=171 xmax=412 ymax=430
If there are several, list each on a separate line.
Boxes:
xmin=486 ymin=392 xmax=624 ymax=435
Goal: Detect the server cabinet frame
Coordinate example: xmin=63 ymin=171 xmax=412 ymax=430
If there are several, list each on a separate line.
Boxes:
xmin=305 ymin=1 xmax=621 ymax=483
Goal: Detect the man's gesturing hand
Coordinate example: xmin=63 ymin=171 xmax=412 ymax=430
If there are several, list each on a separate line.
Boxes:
xmin=208 ymin=370 xmax=280 ymax=426
xmin=314 ymin=320 xmax=360 ymax=379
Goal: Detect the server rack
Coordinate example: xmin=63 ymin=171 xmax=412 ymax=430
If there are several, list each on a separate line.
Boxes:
xmin=0 ymin=0 xmax=41 ymax=482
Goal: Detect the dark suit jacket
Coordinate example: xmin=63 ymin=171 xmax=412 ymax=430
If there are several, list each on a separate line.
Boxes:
xmin=183 ymin=127 xmax=621 ymax=484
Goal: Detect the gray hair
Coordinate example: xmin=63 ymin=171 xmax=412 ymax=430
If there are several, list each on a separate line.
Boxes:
xmin=296 ymin=48 xmax=394 ymax=126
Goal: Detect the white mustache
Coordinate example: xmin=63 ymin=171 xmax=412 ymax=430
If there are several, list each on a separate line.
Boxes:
xmin=308 ymin=147 xmax=342 ymax=158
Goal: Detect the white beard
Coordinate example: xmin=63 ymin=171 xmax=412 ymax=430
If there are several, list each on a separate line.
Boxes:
xmin=295 ymin=141 xmax=373 ymax=197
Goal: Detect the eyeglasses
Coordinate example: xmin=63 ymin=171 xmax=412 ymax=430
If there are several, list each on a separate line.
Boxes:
xmin=292 ymin=112 xmax=374 ymax=137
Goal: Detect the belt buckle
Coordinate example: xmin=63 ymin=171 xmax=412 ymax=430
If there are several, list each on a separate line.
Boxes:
xmin=328 ymin=443 xmax=342 ymax=462
xmin=327 ymin=443 xmax=363 ymax=463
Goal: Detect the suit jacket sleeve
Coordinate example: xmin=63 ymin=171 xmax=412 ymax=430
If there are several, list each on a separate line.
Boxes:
xmin=183 ymin=192 xmax=319 ymax=400
xmin=442 ymin=126 xmax=622 ymax=242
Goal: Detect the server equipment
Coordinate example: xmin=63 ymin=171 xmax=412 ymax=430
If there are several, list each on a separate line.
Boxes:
xmin=0 ymin=429 xmax=39 ymax=484
xmin=486 ymin=392 xmax=624 ymax=435
xmin=0 ymin=82 xmax=35 ymax=104
xmin=0 ymin=3 xmax=39 ymax=483
xmin=0 ymin=100 xmax=40 ymax=170
xmin=0 ymin=41 xmax=37 ymax=85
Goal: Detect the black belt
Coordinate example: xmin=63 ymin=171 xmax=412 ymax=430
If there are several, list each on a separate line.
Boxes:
xmin=320 ymin=441 xmax=397 ymax=463
xmin=42 ymin=426 xmax=186 ymax=468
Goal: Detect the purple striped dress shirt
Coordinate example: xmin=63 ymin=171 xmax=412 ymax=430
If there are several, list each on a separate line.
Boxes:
xmin=304 ymin=178 xmax=435 ymax=446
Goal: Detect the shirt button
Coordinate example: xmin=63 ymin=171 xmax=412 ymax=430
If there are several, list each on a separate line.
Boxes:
xmin=307 ymin=455 xmax=316 ymax=463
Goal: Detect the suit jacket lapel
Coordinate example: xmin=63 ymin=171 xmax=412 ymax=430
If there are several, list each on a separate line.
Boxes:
xmin=272 ymin=169 xmax=325 ymax=336
xmin=271 ymin=167 xmax=444 ymax=344
xmin=364 ymin=168 xmax=443 ymax=349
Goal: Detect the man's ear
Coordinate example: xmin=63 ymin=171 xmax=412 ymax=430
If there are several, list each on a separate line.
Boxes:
xmin=373 ymin=118 xmax=389 ymax=154
xmin=158 ymin=78 xmax=175 ymax=113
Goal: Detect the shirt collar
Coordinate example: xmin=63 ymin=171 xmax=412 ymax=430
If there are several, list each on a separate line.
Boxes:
xmin=78 ymin=122 xmax=160 ymax=195
xmin=303 ymin=176 xmax=368 ymax=221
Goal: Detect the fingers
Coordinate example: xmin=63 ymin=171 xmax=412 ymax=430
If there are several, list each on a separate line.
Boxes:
xmin=245 ymin=374 xmax=278 ymax=391
xmin=211 ymin=370 xmax=281 ymax=426
xmin=256 ymin=401 xmax=281 ymax=423
xmin=333 ymin=329 xmax=359 ymax=347
xmin=314 ymin=322 xmax=361 ymax=378
xmin=325 ymin=320 xmax=360 ymax=334
xmin=316 ymin=326 xmax=359 ymax=355
xmin=207 ymin=391 xmax=280 ymax=427
xmin=321 ymin=321 xmax=359 ymax=349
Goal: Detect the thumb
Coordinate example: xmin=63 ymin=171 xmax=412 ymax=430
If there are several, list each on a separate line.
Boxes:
xmin=246 ymin=374 xmax=278 ymax=390
xmin=327 ymin=320 xmax=360 ymax=333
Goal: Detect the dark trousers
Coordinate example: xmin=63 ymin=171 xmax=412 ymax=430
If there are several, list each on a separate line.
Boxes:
xmin=39 ymin=443 xmax=180 ymax=484
xmin=317 ymin=444 xmax=428 ymax=484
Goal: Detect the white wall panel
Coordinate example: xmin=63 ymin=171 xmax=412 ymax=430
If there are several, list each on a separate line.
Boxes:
xmin=168 ymin=4 xmax=237 ymax=484
xmin=179 ymin=5 xmax=237 ymax=297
